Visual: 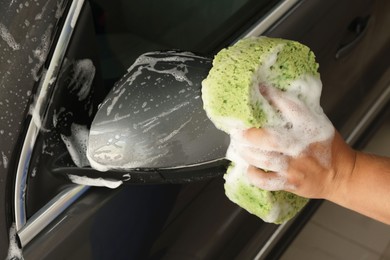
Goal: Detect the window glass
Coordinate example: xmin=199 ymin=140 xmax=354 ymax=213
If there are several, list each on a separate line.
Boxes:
xmin=89 ymin=0 xmax=280 ymax=82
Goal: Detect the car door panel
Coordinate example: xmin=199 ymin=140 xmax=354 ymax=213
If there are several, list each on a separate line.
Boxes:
xmin=0 ymin=0 xmax=68 ymax=257
xmin=3 ymin=0 xmax=390 ymax=259
xmin=265 ymin=0 xmax=388 ymax=127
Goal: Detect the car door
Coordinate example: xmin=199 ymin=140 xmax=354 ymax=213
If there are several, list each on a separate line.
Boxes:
xmin=2 ymin=0 xmax=389 ymax=259
xmin=0 ymin=0 xmax=70 ymax=257
xmin=237 ymin=1 xmax=390 ymax=258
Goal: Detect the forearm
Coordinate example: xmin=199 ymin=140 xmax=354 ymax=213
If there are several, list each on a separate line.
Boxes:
xmin=326 ymin=151 xmax=390 ymax=224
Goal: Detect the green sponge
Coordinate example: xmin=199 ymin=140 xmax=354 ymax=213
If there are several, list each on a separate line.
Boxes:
xmin=224 ymin=164 xmax=308 ymax=224
xmin=202 ymin=36 xmax=317 ymax=224
xmin=202 ymin=36 xmax=319 ymax=132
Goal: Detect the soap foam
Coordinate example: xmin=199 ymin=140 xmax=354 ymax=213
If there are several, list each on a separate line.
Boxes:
xmin=2 ymin=151 xmax=9 ymax=169
xmin=31 ymin=24 xmax=53 ymax=81
xmin=125 ymin=52 xmax=197 ymax=87
xmin=60 ymin=123 xmax=90 ymax=168
xmin=204 ymin=37 xmax=323 ymax=223
xmin=227 ymin=138 xmax=290 ymax=191
xmin=86 ymin=142 xmax=126 ymax=172
xmin=0 ymin=23 xmax=20 ymax=51
xmin=67 ymin=174 xmax=122 ymax=189
xmin=262 ymin=199 xmax=295 ymax=223
xmin=224 ymin=162 xmax=291 ymax=222
xmin=227 ymin=46 xmax=334 ymax=184
xmin=68 ymin=59 xmax=95 ymax=101
xmin=7 ymin=223 xmax=24 ymax=260
xmin=260 ymin=74 xmax=334 ymax=157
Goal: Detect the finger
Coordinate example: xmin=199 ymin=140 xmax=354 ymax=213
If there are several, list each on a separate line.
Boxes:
xmin=260 ymin=84 xmax=306 ymax=121
xmin=242 ymin=127 xmax=271 ymax=145
xmin=247 ymin=166 xmax=293 ymax=191
xmin=226 ymin=141 xmax=248 ymax=165
xmin=239 ymin=128 xmax=284 ymax=151
xmin=234 ymin=144 xmax=289 ymax=172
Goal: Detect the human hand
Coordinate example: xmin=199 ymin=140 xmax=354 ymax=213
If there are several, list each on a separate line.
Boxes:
xmin=227 ymin=84 xmax=356 ymax=199
xmin=241 ymin=129 xmax=357 ymax=199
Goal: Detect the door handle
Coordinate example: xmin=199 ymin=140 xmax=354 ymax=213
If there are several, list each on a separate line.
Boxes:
xmin=335 ymin=16 xmax=370 ymax=60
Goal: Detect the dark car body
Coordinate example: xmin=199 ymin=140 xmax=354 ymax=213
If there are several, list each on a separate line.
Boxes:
xmin=1 ymin=0 xmax=389 ymax=259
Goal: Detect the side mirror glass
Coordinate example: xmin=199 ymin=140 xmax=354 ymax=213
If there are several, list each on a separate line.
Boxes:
xmin=86 ymin=51 xmax=229 ymax=181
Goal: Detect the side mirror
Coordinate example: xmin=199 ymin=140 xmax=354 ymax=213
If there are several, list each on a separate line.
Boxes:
xmin=84 ymin=51 xmax=229 ymax=183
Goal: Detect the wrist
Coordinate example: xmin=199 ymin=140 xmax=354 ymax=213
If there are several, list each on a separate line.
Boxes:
xmin=322 ymin=132 xmax=358 ymax=202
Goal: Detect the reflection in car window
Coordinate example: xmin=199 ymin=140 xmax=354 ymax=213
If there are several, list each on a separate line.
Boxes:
xmin=89 ymin=0 xmax=280 ymax=82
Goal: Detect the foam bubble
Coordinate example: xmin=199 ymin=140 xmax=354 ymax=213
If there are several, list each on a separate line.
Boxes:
xmin=7 ymin=223 xmax=24 ymax=260
xmin=68 ymin=59 xmax=95 ymax=101
xmin=31 ymin=24 xmax=53 ymax=80
xmin=125 ymin=52 xmax=195 ymax=86
xmin=67 ymin=175 xmax=122 ymax=189
xmin=35 ymin=0 xmax=49 ymax=20
xmin=262 ymin=75 xmax=334 ymax=158
xmin=2 ymin=151 xmax=9 ymax=169
xmin=261 ymin=200 xmax=297 ymax=223
xmin=60 ymin=124 xmax=90 ymax=167
xmin=106 ymin=88 xmax=126 ymax=116
xmin=225 ymin=46 xmax=334 ymax=192
xmin=0 ymin=23 xmax=20 ymax=51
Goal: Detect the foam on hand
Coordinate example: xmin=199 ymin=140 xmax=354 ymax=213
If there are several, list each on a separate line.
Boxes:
xmin=202 ymin=36 xmax=334 ymax=224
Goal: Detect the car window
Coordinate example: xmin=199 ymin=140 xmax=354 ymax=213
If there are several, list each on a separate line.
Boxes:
xmin=18 ymin=0 xmax=288 ymax=257
xmin=89 ymin=0 xmax=281 ymax=82
xmin=23 ymin=0 xmax=285 ymax=221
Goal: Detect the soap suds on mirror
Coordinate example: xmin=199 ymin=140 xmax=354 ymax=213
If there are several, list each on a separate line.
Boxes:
xmin=87 ymin=51 xmax=225 ymax=173
xmin=125 ymin=52 xmax=196 ymax=86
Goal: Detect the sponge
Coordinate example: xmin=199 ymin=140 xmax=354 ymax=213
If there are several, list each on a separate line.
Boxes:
xmin=201 ymin=36 xmax=319 ymax=224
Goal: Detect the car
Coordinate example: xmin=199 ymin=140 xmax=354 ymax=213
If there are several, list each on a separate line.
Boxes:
xmin=1 ymin=0 xmax=390 ymax=259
